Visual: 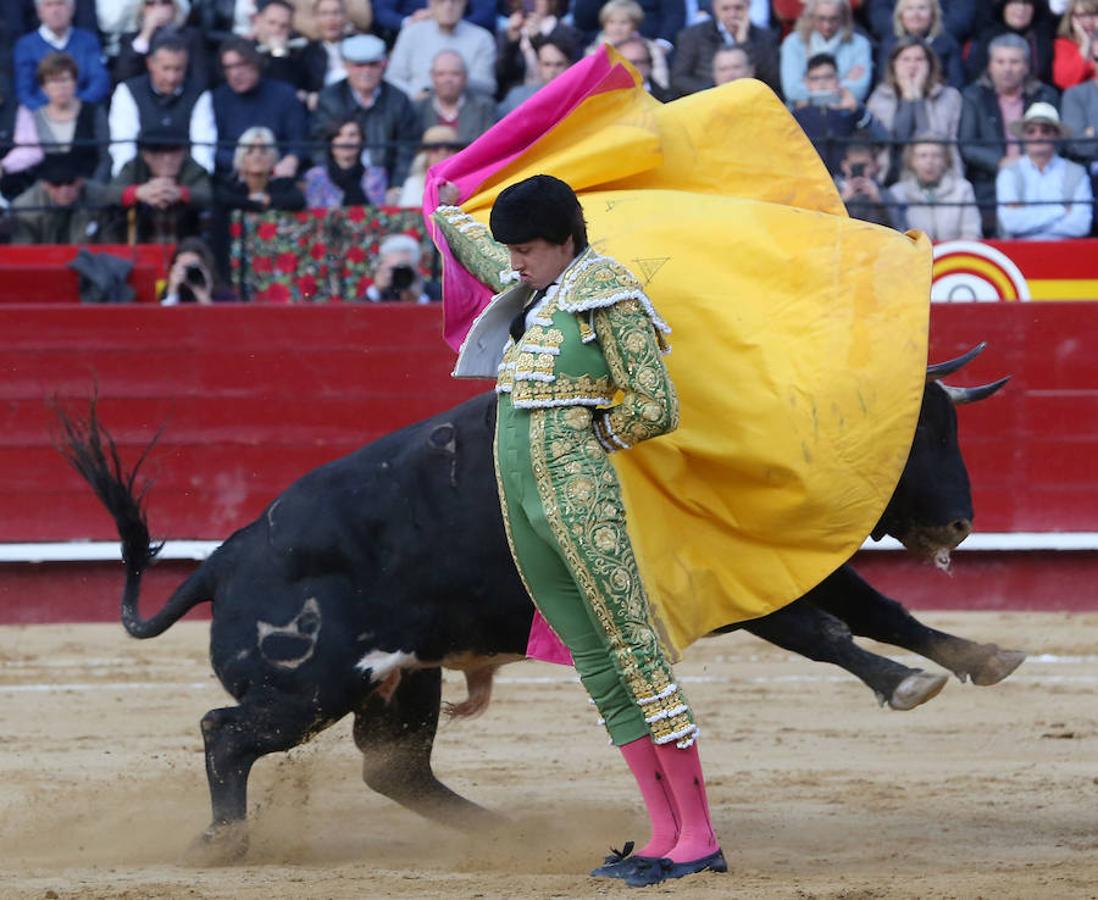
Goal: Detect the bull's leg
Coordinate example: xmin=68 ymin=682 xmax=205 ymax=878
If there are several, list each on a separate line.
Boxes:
xmin=808 ymin=566 xmax=1025 ymax=685
xmin=188 ymin=695 xmax=331 ymax=864
xmin=353 ymin=667 xmax=502 ymax=828
xmin=742 ymin=599 xmax=947 ymax=710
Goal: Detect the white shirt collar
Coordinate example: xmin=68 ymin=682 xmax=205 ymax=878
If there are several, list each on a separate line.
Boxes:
xmin=38 ymin=24 xmax=72 ymax=49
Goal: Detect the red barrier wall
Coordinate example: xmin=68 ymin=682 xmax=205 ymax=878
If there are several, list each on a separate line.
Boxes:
xmin=1 ymin=305 xmax=481 ymax=542
xmin=2 ymin=302 xmax=1097 ymax=623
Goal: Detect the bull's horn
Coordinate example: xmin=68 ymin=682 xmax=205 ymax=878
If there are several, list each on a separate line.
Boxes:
xmin=939 ymin=376 xmax=1010 ymax=405
xmin=926 ymin=342 xmax=987 ymax=380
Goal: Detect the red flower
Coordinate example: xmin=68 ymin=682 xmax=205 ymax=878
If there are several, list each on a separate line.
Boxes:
xmin=346 ymin=205 xmax=366 ymax=222
xmin=229 ymin=222 xmax=242 ymax=238
xmin=310 ymin=242 xmax=327 ymax=260
xmin=311 ymin=208 xmax=327 ymax=220
xmin=355 ymin=276 xmax=372 ymax=298
xmin=264 ymin=282 xmax=292 ymax=303
xmin=295 ymin=212 xmax=309 ymax=223
xmin=318 ymin=264 xmax=329 ymax=278
xmin=346 ymin=245 xmax=366 ymax=264
xmin=276 ymin=251 xmax=298 ymax=274
xmin=252 ymin=255 xmax=273 ymax=273
xmin=257 ymin=222 xmax=277 ymax=241
xmin=299 ymin=275 xmax=318 ymax=298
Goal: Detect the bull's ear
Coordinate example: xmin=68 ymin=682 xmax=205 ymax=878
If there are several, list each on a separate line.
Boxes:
xmin=925 ymin=342 xmax=987 ymax=381
xmin=938 ymin=376 xmax=1011 ymax=406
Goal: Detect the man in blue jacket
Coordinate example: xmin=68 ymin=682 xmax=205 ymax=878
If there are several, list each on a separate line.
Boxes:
xmin=12 ymin=0 xmax=109 ymax=109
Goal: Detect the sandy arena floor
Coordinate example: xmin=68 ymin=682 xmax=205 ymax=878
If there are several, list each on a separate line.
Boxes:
xmin=2 ymin=612 xmax=1097 ymax=899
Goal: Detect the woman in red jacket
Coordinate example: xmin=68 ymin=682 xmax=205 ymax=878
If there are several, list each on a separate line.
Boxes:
xmin=1054 ymin=0 xmax=1098 ymax=89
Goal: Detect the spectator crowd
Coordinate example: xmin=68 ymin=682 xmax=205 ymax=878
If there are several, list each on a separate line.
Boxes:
xmin=0 ymin=0 xmax=1096 ymax=301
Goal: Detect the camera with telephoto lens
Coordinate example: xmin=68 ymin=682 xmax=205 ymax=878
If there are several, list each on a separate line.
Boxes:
xmin=184 ymin=264 xmax=208 ymax=288
xmin=849 ymin=162 xmax=866 ymax=178
xmin=390 ymin=264 xmax=415 ymax=291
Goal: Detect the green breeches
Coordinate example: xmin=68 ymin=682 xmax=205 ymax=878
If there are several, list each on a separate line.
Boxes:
xmin=495 ymin=395 xmax=697 ymax=748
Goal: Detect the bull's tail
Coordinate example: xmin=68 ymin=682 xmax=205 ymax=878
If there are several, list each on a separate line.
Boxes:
xmin=54 ymin=398 xmax=212 ymax=639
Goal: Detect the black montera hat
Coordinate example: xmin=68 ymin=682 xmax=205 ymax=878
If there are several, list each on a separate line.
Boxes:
xmin=37 ymin=153 xmax=81 ymax=185
xmin=489 ymin=174 xmax=582 ymax=245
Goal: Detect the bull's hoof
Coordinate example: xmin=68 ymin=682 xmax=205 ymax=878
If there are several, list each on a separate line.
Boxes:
xmin=967 ymin=647 xmax=1026 ymax=686
xmin=888 ymin=670 xmax=948 ymax=711
xmin=181 ymin=822 xmax=250 ymax=867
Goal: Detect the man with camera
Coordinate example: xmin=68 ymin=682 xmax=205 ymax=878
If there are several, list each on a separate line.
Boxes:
xmin=792 ymin=52 xmax=888 ymax=174
xmin=363 ymin=233 xmax=433 ymax=302
xmin=834 ymin=135 xmax=903 ymax=229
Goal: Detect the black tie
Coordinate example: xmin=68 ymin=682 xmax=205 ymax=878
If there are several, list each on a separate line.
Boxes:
xmin=509 ymin=287 xmax=547 ymax=342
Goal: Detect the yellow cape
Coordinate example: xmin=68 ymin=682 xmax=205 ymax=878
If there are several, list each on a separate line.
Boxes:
xmin=457 ymin=64 xmax=931 ymax=655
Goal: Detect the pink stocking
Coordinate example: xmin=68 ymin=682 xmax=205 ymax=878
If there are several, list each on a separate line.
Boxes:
xmin=652 ymin=740 xmax=720 ymax=862
xmin=619 ymin=736 xmax=680 ymax=858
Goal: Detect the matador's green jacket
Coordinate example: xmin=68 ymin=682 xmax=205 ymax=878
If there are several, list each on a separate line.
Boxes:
xmin=433 ymin=205 xmax=699 ymax=748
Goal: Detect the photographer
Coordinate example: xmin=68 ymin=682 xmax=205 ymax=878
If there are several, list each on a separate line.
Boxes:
xmin=363 ymin=233 xmax=432 ymax=303
xmin=792 ymin=53 xmax=889 ymax=174
xmin=161 ymin=237 xmax=237 ymax=304
xmin=835 ymin=135 xmax=904 ymax=229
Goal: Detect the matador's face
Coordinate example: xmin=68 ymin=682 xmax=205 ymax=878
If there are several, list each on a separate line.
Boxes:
xmin=506 ymin=237 xmax=576 ymax=291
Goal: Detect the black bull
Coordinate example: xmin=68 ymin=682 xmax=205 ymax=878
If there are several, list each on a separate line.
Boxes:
xmin=59 ymin=346 xmax=1022 ymax=859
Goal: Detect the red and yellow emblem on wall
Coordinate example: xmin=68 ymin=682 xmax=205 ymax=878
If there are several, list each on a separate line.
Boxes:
xmin=932 ymin=239 xmax=1098 ymax=302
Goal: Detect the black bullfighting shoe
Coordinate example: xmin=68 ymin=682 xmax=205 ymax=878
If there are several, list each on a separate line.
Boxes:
xmin=590 ymin=841 xmax=659 ymax=880
xmin=623 ymin=848 xmax=729 ymax=887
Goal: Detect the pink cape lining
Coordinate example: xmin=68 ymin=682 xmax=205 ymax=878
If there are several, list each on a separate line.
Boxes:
xmin=422 ymin=52 xmax=636 ymax=667
xmin=422 ymin=48 xmax=635 ymax=352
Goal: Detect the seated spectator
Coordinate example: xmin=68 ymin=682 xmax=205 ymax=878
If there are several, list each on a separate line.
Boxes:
xmin=114 ymin=0 xmax=211 ymax=89
xmin=303 ymin=117 xmax=388 ymax=207
xmin=498 ymin=34 xmax=576 ymax=116
xmin=671 ymin=0 xmax=780 ymax=98
xmin=584 ymin=1 xmax=669 ymax=95
xmin=616 ymin=35 xmax=673 ymax=101
xmin=387 ymin=0 xmax=496 ymax=101
xmin=878 ymin=0 xmax=965 ymax=89
xmin=312 ymin=34 xmax=421 ymax=203
xmin=571 ymin=0 xmax=685 ymax=46
xmin=293 ymin=0 xmax=371 ymax=49
xmin=889 ymin=131 xmax=982 ymax=239
xmin=297 ymin=0 xmax=355 ymax=89
xmin=966 ymin=0 xmax=1058 ymax=86
xmin=997 ymin=101 xmax=1093 ymax=235
xmin=11 ymin=153 xmax=106 ymax=242
xmin=1062 ymin=35 xmax=1098 ymax=182
xmin=1054 ymin=0 xmax=1098 ymax=89
xmin=104 ymin=125 xmax=212 ymax=242
xmin=414 ymin=49 xmax=497 ymax=144
xmin=372 ymin=0 xmax=497 ymax=44
xmin=250 ymin=0 xmax=327 ymax=106
xmin=780 ymin=0 xmax=872 ymax=105
xmin=867 ymin=37 xmax=962 ymax=183
xmin=363 ymin=232 xmax=432 ymax=302
xmin=959 ymin=32 xmax=1060 ymax=235
xmin=2 ymin=53 xmax=110 ymax=205
xmin=498 ymin=0 xmax=583 ymax=99
xmin=211 ymin=37 xmax=308 ymax=176
xmin=711 ymin=45 xmax=757 ymax=86
xmin=792 ymin=52 xmax=889 ymax=173
xmin=397 ymin=123 xmax=461 ymax=206
xmin=216 ymin=125 xmax=306 ymax=212
xmin=13 ymin=0 xmax=110 ymax=110
xmin=161 ymin=236 xmax=238 ymax=303
xmin=109 ymin=34 xmax=217 ymax=177
xmin=866 ymin=0 xmax=982 ymax=45
xmin=835 ymin=136 xmax=903 ymax=227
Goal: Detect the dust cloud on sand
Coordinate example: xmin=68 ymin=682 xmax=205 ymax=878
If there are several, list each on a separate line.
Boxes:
xmin=2 ymin=614 xmax=1097 ymax=898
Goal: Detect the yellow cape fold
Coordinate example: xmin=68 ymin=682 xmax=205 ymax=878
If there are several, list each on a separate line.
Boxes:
xmin=458 ymin=69 xmax=931 ymax=654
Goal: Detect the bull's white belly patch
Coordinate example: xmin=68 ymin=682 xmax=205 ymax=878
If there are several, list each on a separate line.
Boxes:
xmin=355 ymin=649 xmax=419 ymax=681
